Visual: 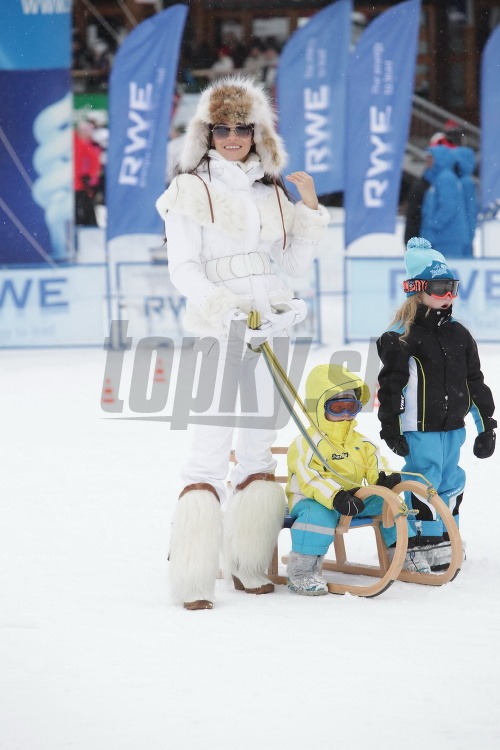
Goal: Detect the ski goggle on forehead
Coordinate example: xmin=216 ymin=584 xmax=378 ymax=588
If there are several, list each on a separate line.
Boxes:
xmin=403 ymin=278 xmax=460 ymax=298
xmin=211 ymin=124 xmax=254 ymax=139
xmin=325 ymin=397 xmax=363 ymax=417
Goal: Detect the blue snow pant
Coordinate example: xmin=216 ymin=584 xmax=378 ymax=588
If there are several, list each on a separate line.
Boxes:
xmin=402 ymin=429 xmax=466 ymax=543
xmin=290 ymin=495 xmax=417 ymax=556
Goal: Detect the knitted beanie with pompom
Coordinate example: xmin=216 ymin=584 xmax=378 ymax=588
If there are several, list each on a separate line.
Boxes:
xmin=404 ymin=237 xmax=454 ymax=296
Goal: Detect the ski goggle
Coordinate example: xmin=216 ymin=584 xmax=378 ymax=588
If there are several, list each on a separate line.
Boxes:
xmin=211 ymin=124 xmax=254 ymax=139
xmin=325 ymin=398 xmax=363 ymax=417
xmin=403 ymin=278 xmax=459 ymax=298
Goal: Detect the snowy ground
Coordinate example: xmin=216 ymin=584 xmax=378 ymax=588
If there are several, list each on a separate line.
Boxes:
xmin=1 ymin=331 xmax=499 ymax=749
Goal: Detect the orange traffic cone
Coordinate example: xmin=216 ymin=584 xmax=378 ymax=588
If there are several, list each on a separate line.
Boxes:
xmin=153 ymin=355 xmax=167 ymax=384
xmin=101 ymin=377 xmax=116 ymax=406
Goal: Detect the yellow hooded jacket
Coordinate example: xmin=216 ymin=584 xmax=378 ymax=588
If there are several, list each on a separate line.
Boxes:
xmin=286 ymin=364 xmax=390 ymax=511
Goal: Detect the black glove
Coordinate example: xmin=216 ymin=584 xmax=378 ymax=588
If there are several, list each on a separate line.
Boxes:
xmin=333 ymin=489 xmax=365 ymax=517
xmin=473 ymin=430 xmax=496 ymax=459
xmin=376 ymin=471 xmax=402 ymax=490
xmin=384 ymin=435 xmax=409 ymax=457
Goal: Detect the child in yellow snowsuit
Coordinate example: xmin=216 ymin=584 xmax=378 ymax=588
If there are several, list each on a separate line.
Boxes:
xmin=286 ymin=364 xmax=430 ymax=595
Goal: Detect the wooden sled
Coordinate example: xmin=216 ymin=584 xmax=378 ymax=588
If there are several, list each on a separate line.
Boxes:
xmin=261 ymin=450 xmax=463 ymax=598
xmin=229 ymin=449 xmax=462 ymax=597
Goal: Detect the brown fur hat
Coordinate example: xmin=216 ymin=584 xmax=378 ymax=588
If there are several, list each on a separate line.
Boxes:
xmin=178 ymin=76 xmax=287 ymax=177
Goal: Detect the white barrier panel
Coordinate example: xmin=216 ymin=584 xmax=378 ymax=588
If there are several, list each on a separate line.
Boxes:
xmin=345 ymin=256 xmax=500 ymax=343
xmin=0 ymin=264 xmax=107 ymax=348
xmin=115 ymin=262 xmax=185 ymax=342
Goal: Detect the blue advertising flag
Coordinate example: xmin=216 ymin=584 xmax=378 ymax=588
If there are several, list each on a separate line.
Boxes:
xmin=344 ymin=0 xmax=420 ymax=247
xmin=480 ymin=24 xmax=500 ymax=210
xmin=277 ymin=0 xmax=352 ymax=196
xmin=106 ymin=5 xmax=188 ymax=242
xmin=0 ymin=0 xmax=71 ymax=71
xmin=0 ymin=1 xmax=72 ymax=264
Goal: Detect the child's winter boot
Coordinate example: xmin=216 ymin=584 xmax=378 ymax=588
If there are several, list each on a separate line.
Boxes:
xmin=286 ymin=551 xmax=328 ymax=595
xmin=388 ymin=545 xmax=432 ymax=574
xmin=421 ymin=540 xmax=465 ymax=571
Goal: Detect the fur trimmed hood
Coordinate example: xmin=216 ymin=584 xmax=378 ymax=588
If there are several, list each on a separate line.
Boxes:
xmin=178 ymin=76 xmax=287 ymax=178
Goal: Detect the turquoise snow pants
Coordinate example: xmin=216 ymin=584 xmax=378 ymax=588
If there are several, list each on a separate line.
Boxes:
xmin=290 ymin=494 xmax=416 ymax=556
xmin=402 ymin=429 xmax=466 ymax=543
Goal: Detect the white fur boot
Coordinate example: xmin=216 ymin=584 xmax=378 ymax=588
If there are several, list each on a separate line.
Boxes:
xmin=223 ymin=476 xmax=286 ymax=593
xmin=169 ymin=485 xmax=221 ymax=609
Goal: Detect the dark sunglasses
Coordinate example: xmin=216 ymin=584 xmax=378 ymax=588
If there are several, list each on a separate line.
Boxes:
xmin=325 ymin=398 xmax=363 ymax=417
xmin=403 ymin=278 xmax=459 ymax=298
xmin=211 ymin=124 xmax=254 ymax=139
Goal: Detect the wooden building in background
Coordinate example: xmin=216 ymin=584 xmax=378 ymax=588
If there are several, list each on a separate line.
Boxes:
xmin=73 ymin=0 xmax=500 ymax=124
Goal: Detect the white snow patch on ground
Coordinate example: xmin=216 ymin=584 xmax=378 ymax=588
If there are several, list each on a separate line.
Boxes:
xmin=1 ymin=338 xmax=499 ymax=749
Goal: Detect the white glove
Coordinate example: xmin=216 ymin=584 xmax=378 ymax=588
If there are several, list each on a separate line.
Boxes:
xmin=222 ymin=308 xmax=248 ymax=329
xmin=254 ymin=299 xmax=307 ymax=342
xmin=222 ymin=308 xmax=257 ymax=344
xmin=223 ymin=300 xmax=308 ymax=348
xmin=247 ymin=299 xmax=308 ymax=347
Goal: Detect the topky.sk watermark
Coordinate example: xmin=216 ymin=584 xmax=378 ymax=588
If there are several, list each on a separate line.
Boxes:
xmin=101 ymin=321 xmax=381 ymax=430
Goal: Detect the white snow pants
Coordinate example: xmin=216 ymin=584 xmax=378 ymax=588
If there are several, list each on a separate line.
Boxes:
xmin=181 ymin=335 xmax=288 ymax=500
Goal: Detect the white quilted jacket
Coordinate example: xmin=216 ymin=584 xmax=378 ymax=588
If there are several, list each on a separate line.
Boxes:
xmin=155 ymin=150 xmax=330 ymax=336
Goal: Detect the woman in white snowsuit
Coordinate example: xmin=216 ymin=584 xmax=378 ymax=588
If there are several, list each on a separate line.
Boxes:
xmin=156 ymin=77 xmax=329 ymax=609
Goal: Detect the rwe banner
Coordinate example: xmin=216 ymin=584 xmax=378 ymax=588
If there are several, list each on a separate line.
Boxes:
xmin=480 ymin=24 xmax=500 ymax=211
xmin=107 ymin=5 xmax=188 ymax=241
xmin=344 ymin=0 xmax=420 ymax=247
xmin=276 ymin=0 xmax=352 ymax=196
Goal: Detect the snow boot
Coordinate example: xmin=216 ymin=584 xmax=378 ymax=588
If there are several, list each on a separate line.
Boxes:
xmin=389 ymin=546 xmax=432 ymax=574
xmin=422 ymin=541 xmax=465 ymax=571
xmin=286 ymin=551 xmax=328 ymax=596
xmin=169 ymin=484 xmax=221 ymax=610
xmin=223 ymin=473 xmax=286 ymax=594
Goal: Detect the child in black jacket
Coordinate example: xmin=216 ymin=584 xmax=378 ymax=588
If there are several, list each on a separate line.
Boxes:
xmin=377 ymin=237 xmax=496 ymax=570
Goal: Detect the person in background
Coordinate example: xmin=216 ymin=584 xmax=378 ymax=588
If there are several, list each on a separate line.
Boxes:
xmin=209 ymin=47 xmax=235 ymax=80
xmin=419 ymin=145 xmax=469 ymax=258
xmin=243 ymin=43 xmax=266 ymax=83
xmin=74 ymin=120 xmax=102 ymax=226
xmin=428 ymin=120 xmax=464 ymax=149
xmin=377 ymin=237 xmax=496 ymax=571
xmin=443 ymin=119 xmax=464 ymax=147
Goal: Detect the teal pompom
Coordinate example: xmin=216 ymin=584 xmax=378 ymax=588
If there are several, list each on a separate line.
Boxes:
xmin=406 ymin=237 xmax=432 ymax=251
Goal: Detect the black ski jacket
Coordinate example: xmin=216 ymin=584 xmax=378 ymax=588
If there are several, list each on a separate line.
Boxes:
xmin=376 ymin=304 xmax=496 ymax=438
